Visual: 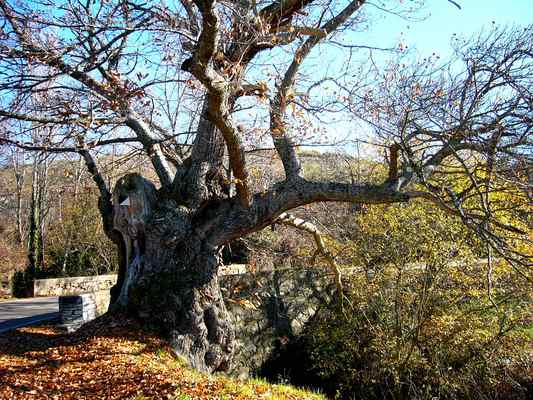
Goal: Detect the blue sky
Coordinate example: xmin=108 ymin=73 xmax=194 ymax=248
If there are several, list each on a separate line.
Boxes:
xmin=299 ymin=0 xmax=533 ymax=154
xmin=367 ymin=0 xmax=533 ymax=58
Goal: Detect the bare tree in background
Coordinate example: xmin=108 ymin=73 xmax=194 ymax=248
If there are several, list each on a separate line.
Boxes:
xmin=0 ymin=0 xmax=530 ymax=372
xmin=27 ymin=151 xmax=50 ymax=277
xmin=9 ymin=146 xmax=26 ymax=244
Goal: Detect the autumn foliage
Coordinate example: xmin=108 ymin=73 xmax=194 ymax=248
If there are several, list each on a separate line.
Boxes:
xmin=0 ymin=313 xmax=323 ymax=400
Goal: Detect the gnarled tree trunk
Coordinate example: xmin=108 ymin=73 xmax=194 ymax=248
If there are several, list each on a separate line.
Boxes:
xmin=110 ymin=173 xmax=234 ymax=373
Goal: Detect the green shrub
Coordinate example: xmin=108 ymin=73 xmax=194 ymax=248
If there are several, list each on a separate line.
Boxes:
xmin=306 ymin=261 xmax=532 ymax=400
xmin=11 ymin=269 xmax=33 ymax=298
xmin=261 ymin=201 xmax=532 ymax=400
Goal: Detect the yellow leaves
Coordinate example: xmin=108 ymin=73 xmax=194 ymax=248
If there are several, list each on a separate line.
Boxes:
xmin=228 ymin=298 xmax=257 ymax=310
xmin=271 ymin=127 xmax=283 ymax=136
xmin=294 ymin=50 xmax=303 ymax=65
xmin=257 ymin=81 xmax=268 ymax=95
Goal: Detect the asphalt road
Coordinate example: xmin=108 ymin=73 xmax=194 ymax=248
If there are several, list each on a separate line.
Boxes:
xmin=0 ymin=297 xmax=59 ymax=334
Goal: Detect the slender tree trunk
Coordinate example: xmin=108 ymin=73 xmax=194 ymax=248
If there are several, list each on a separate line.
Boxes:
xmin=12 ymin=152 xmax=25 ymax=244
xmin=38 ymin=156 xmax=49 ymax=266
xmin=15 ymin=185 xmax=24 ymax=243
xmin=28 ymin=155 xmax=43 ymax=276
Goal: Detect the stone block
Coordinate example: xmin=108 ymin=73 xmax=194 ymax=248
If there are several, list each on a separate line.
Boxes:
xmin=34 ymin=274 xmax=118 ymax=297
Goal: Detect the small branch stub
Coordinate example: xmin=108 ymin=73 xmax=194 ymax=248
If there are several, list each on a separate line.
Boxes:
xmin=388 ymin=143 xmax=400 ymax=183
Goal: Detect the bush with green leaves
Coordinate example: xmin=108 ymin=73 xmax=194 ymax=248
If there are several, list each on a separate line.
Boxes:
xmin=267 ymin=201 xmax=532 ymax=400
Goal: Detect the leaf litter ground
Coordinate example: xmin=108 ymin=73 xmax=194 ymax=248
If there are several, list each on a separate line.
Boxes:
xmin=0 ymin=313 xmax=323 ymax=400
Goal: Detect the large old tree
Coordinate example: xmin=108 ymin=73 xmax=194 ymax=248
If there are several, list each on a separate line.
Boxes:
xmin=0 ymin=0 xmax=531 ymax=371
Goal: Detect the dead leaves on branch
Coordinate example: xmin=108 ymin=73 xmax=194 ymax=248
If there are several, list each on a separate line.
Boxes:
xmin=0 ymin=314 xmax=322 ymax=400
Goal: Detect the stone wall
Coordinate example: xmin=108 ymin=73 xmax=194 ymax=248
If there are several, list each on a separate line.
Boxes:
xmin=58 ymin=290 xmax=111 ymax=332
xmin=33 ymin=268 xmax=249 ymax=297
xmin=222 ymin=267 xmax=335 ymax=378
xmin=41 ymin=266 xmax=338 ymax=377
xmin=34 ymin=274 xmax=117 ymax=297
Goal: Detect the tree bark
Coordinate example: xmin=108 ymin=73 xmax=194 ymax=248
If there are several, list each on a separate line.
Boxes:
xmin=111 ymin=174 xmax=234 ymax=373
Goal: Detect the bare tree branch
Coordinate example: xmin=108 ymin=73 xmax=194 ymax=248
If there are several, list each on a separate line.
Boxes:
xmin=276 ymin=212 xmax=344 ymax=309
xmin=270 ymin=0 xmax=366 ymax=180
